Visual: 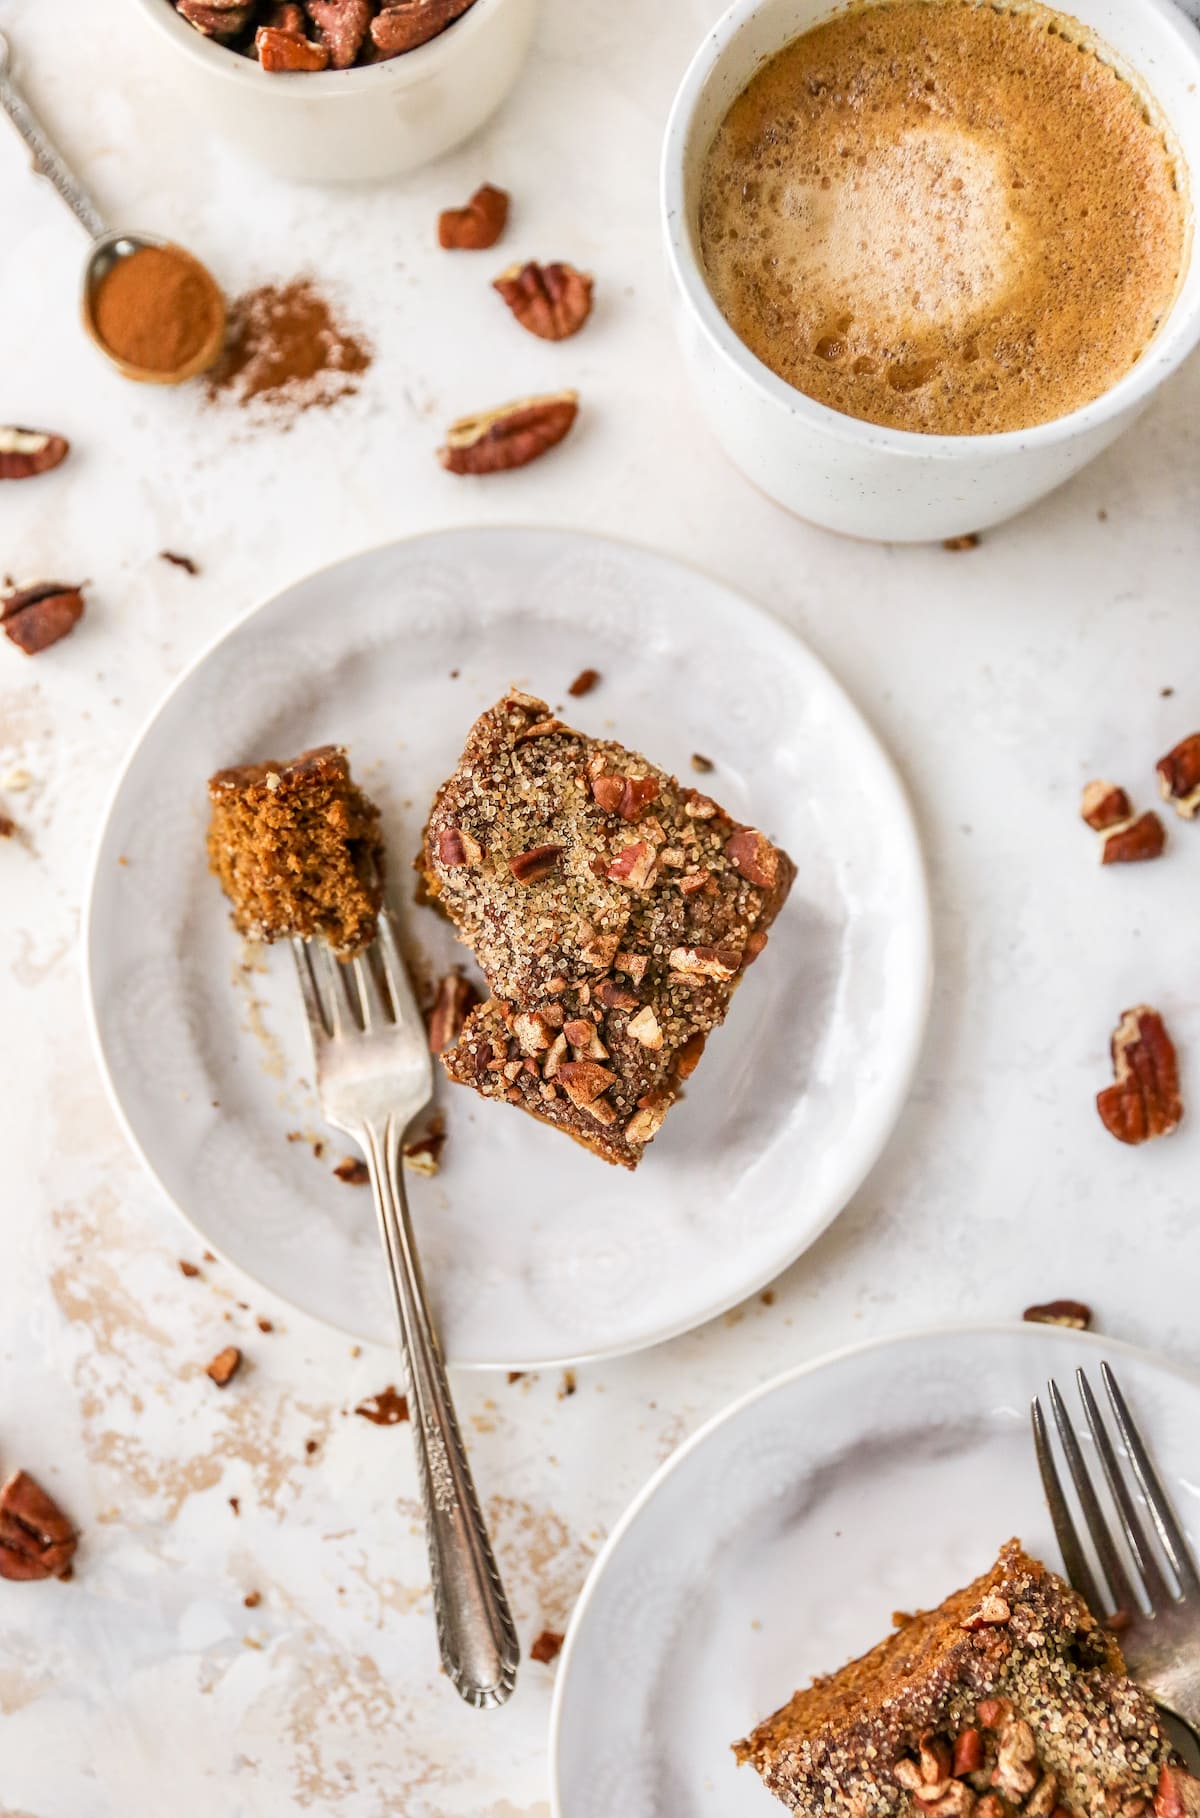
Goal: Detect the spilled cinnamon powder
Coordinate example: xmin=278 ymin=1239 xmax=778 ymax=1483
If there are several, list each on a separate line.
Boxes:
xmin=206 ymin=278 xmax=372 ymax=423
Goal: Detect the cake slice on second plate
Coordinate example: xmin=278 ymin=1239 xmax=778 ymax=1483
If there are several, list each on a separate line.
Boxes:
xmin=736 ymin=1539 xmax=1195 ymax=1818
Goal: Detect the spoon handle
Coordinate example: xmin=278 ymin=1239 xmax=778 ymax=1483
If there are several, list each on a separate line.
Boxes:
xmin=0 ymin=35 xmax=107 ymax=241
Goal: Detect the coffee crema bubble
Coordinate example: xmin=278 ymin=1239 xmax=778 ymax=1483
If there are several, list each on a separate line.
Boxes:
xmin=698 ymin=0 xmax=1187 ymax=436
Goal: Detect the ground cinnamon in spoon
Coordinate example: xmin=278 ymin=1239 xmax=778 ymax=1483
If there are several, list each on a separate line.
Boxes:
xmin=92 ymin=245 xmax=224 ymax=377
xmin=206 ymin=278 xmax=372 ymax=423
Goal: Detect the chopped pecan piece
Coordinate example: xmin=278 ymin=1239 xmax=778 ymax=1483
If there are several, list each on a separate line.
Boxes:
xmin=953 ymin=1731 xmax=984 ymax=1777
xmin=1 ymin=582 xmax=85 ymax=655
xmin=1157 ymin=734 xmax=1200 ymax=819
xmin=513 ymin=1010 xmax=555 ymax=1055
xmin=305 ymin=0 xmax=371 ymax=65
xmin=961 ymin=1593 xmax=1010 ymax=1628
xmin=493 ymin=261 xmax=594 ymax=340
xmin=591 ymin=773 xmax=659 ymax=821
xmin=726 ymin=827 xmax=779 ymax=888
xmin=625 ymin=1093 xmax=669 ymax=1143
xmin=606 ymin=840 xmax=656 ymax=888
xmin=674 ymin=1030 xmax=706 ymax=1079
xmin=438 ymin=182 xmax=509 ymax=250
xmin=403 ymin=1116 xmax=446 ymax=1176
xmin=1023 ymin=1299 xmax=1092 ymax=1329
xmin=428 ymin=973 xmax=480 ymax=1054
xmin=668 ymin=943 xmax=741 ymax=981
xmin=615 ymin=950 xmax=648 ymax=983
xmin=508 ymin=843 xmax=563 ymax=884
xmin=691 ymin=752 xmax=714 ymax=773
xmin=333 ymin=1155 xmax=369 ymax=1184
xmin=1101 ymin=810 xmax=1165 ymax=864
xmin=1096 ymin=1005 xmax=1182 ymax=1144
xmin=0 ymin=1470 xmax=77 ymax=1581
xmin=437 ymin=825 xmax=482 ymax=866
xmin=991 ymin=1719 xmax=1039 ymax=1801
xmin=1081 ymin=779 xmax=1132 ymax=831
xmin=567 ymin=668 xmax=600 ymax=698
xmin=438 ymin=390 xmax=578 ymax=475
xmin=372 ymin=0 xmax=477 ymax=55
xmin=556 ymin=1060 xmax=615 ymax=1107
xmin=1155 ymin=1764 xmax=1200 ymax=1818
xmin=594 ymin=979 xmax=639 ymax=1011
xmin=355 ymin=1385 xmax=409 ymax=1424
xmin=256 ymin=24 xmax=331 ymax=66
xmin=0 ymin=426 xmax=69 ymax=480
xmin=626 ymin=1005 xmax=663 ymax=1049
xmin=530 ymin=1627 xmax=564 ymax=1663
xmin=205 ymin=1345 xmax=242 ymax=1387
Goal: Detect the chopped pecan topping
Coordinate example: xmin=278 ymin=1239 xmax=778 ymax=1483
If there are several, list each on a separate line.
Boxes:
xmin=579 ymin=930 xmax=621 ymax=969
xmin=606 ymin=840 xmax=656 ymax=889
xmin=591 ymin=772 xmax=660 ymax=821
xmin=0 ymin=1470 xmax=77 ymax=1581
xmin=668 ymin=943 xmax=741 ymax=981
xmin=1025 ymin=1775 xmax=1060 ymax=1818
xmin=674 ymin=1030 xmax=706 ymax=1079
xmin=439 ymin=182 xmax=509 ymax=250
xmin=615 ymin=950 xmax=648 ymax=983
xmin=513 ymin=1010 xmax=555 ymax=1055
xmin=205 ymin=1345 xmax=242 ymax=1387
xmin=991 ymin=1719 xmax=1039 ymax=1801
xmin=625 ymin=1093 xmax=669 ymax=1143
xmin=682 ymin=789 xmax=720 ymax=819
xmin=493 ymin=261 xmax=594 ymax=340
xmin=961 ymin=1592 xmax=1011 ymax=1628
xmin=437 ymin=825 xmax=482 ymax=867
xmin=556 ymin=1059 xmax=615 ymax=1107
xmin=919 ymin=1733 xmax=953 ymax=1784
xmin=1155 ymin=1765 xmax=1200 ymax=1818
xmin=508 ymin=843 xmax=563 ymax=884
xmin=1097 ymin=1005 xmax=1182 ymax=1144
xmin=333 ymin=1155 xmax=369 ymax=1184
xmin=438 ymin=391 xmax=578 ymax=475
xmin=1 ymin=582 xmax=85 ymax=656
xmin=1023 ymin=1299 xmax=1092 ymax=1329
xmin=0 ymin=426 xmax=69 ymax=481
xmin=541 ymin=1032 xmax=568 ymax=1079
xmin=1101 ymin=810 xmax=1165 ymax=864
xmin=567 ymin=667 xmax=600 ymax=698
xmin=371 ymin=0 xmax=475 ymax=55
xmin=403 ymin=1116 xmax=446 ymax=1176
xmin=626 ymin=1005 xmax=663 ymax=1049
xmin=726 ymin=827 xmax=779 ymax=889
xmin=594 ymin=979 xmax=639 ymax=1011
xmin=1081 ymin=779 xmax=1132 ymax=831
xmin=428 ymin=973 xmax=479 ymax=1053
xmin=1157 ymin=734 xmax=1200 ymax=819
xmin=953 ymin=1731 xmax=984 ymax=1777
xmin=256 ymin=23 xmax=331 ymax=65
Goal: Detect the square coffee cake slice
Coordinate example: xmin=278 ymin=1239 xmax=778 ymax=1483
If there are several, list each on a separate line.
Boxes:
xmin=736 ymin=1539 xmax=1197 ymax=1818
xmin=207 ymin=745 xmax=383 ymax=957
xmin=417 ymin=689 xmax=795 ymax=1168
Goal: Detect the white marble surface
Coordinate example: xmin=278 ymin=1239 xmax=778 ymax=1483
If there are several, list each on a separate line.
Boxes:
xmin=1 ymin=0 xmax=1198 ymax=1812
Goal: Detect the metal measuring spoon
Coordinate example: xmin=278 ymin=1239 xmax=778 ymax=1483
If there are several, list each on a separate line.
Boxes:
xmin=0 ymin=30 xmax=225 ymax=385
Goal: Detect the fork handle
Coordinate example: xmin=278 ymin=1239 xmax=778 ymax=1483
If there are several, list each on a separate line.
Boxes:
xmin=361 ymin=1116 xmax=519 ymax=1708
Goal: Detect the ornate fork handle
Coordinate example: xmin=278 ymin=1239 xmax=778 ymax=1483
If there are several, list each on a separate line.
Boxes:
xmin=360 ymin=1113 xmax=519 ymax=1708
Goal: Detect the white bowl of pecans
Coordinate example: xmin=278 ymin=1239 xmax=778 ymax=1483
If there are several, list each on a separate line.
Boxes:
xmin=130 ymin=0 xmax=537 ymax=182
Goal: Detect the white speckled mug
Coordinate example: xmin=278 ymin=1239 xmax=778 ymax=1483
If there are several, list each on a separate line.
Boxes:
xmin=661 ymin=0 xmax=1200 ymax=542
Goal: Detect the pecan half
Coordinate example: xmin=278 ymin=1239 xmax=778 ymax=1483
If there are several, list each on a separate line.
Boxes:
xmin=1097 ymin=1005 xmax=1182 ymax=1144
xmin=205 ymin=1345 xmax=242 ymax=1387
xmin=508 ymin=843 xmax=563 ymax=884
xmin=493 ymin=262 xmax=594 ymax=340
xmin=1157 ymin=734 xmax=1200 ymax=819
xmin=1081 ymin=779 xmax=1132 ymax=831
xmin=372 ymin=0 xmax=476 ymax=57
xmin=438 ymin=391 xmax=578 ymax=475
xmin=305 ymin=0 xmax=370 ymax=65
xmin=256 ymin=24 xmax=331 ymax=67
xmin=428 ymin=973 xmax=479 ymax=1053
xmin=439 ymin=182 xmax=509 ymax=250
xmin=178 ymin=0 xmax=254 ymax=36
xmin=0 ymin=427 xmax=69 ymax=481
xmin=568 ymin=667 xmax=600 ymax=698
xmin=726 ymin=827 xmax=779 ymax=889
xmin=0 ymin=1470 xmax=77 ymax=1581
xmin=1023 ymin=1299 xmax=1092 ymax=1329
xmin=1 ymin=582 xmax=85 ymax=655
xmin=1101 ymin=810 xmax=1165 ymax=864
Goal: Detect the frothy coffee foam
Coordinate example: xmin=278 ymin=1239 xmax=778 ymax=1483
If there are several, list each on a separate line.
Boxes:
xmin=699 ymin=0 xmax=1187 ymax=435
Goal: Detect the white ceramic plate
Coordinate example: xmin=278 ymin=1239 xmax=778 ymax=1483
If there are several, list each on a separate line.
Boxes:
xmin=85 ymin=528 xmax=930 ymax=1367
xmin=550 ymin=1323 xmax=1200 ymax=1816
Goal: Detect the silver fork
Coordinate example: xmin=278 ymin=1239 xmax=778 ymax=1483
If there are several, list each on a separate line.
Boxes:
xmin=1032 ymin=1361 xmax=1200 ymax=1728
xmin=291 ymin=911 xmax=519 ymax=1708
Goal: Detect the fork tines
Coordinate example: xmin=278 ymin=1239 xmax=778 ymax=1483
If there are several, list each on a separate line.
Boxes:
xmin=290 ymin=910 xmax=407 ymax=1041
xmin=1032 ymin=1361 xmax=1200 ymax=1626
